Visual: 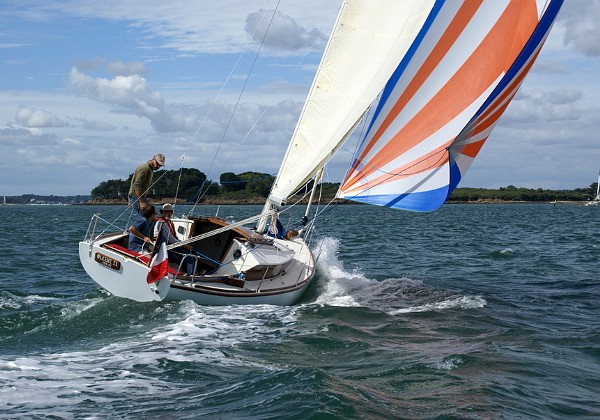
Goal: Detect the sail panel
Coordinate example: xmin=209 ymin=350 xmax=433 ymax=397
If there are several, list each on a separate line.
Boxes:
xmin=268 ymin=0 xmax=435 ymax=205
xmin=338 ymin=0 xmax=563 ymax=212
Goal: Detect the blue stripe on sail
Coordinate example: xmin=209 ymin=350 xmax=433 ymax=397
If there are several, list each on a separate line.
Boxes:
xmin=473 ymin=0 xmax=564 ymax=119
xmin=349 ymin=185 xmax=449 ymax=213
xmin=363 ymin=0 xmax=446 ymax=141
xmin=447 ymin=154 xmax=462 ymax=196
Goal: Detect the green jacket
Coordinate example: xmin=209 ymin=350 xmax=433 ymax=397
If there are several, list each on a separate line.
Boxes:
xmin=128 ymin=162 xmax=153 ymax=198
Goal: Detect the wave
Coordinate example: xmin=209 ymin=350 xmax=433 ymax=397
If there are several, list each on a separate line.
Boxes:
xmin=489 ymin=247 xmax=516 ymax=258
xmin=310 ymin=237 xmax=486 ymax=315
xmin=0 ymin=291 xmax=61 ymax=311
xmin=388 ymin=295 xmax=487 ymax=315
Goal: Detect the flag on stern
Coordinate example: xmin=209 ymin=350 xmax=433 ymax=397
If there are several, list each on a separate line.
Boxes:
xmin=147 ymin=223 xmax=168 ymax=284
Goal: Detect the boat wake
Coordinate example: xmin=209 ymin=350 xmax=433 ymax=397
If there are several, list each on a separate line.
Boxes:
xmin=0 ymin=291 xmax=61 ymax=311
xmin=312 ymin=237 xmax=486 ymax=315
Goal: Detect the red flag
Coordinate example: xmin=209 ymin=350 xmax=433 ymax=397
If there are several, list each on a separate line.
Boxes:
xmin=147 ymin=240 xmax=168 ymax=284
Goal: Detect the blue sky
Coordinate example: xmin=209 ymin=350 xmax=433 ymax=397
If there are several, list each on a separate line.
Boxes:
xmin=1 ymin=0 xmax=599 ymax=196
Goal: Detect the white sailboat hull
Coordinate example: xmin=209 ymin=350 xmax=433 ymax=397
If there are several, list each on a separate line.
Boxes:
xmin=79 ymin=216 xmax=315 ymax=306
xmin=79 ymin=240 xmax=171 ymax=302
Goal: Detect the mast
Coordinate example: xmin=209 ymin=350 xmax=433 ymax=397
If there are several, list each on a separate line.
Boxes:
xmin=303 ymin=169 xmax=323 ymax=223
xmin=256 ymin=201 xmax=273 ymax=234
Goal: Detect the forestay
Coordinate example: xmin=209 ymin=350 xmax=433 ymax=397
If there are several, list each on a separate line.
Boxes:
xmin=337 ymin=0 xmax=563 ymax=211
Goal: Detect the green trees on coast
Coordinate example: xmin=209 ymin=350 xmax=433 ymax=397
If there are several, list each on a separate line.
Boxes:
xmin=88 ymin=169 xmax=597 ymax=204
xmin=448 ymin=185 xmax=593 ymax=203
xmin=4 ymin=172 xmax=595 ymax=205
xmin=90 ymin=169 xmax=276 ymax=203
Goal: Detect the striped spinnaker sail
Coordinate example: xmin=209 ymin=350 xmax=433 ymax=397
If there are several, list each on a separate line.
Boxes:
xmin=337 ymin=0 xmax=563 ymax=211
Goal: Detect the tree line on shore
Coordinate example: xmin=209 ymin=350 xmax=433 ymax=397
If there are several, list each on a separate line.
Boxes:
xmin=88 ymin=169 xmax=598 ymax=204
xmin=448 ymin=185 xmax=594 ymax=203
xmin=4 ymin=169 xmax=598 ymax=204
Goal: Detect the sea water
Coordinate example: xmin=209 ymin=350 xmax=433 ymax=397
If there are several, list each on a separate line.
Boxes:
xmin=0 ymin=203 xmax=598 ymax=418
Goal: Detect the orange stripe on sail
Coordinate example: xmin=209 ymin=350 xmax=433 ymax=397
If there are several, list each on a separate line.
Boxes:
xmin=341 ymin=142 xmax=451 ymax=195
xmin=473 ymin=95 xmax=514 ymax=139
xmin=456 ymin=138 xmax=486 ymax=158
xmin=345 ymin=1 xmax=483 ymax=179
xmin=456 ymin=48 xmax=542 ymax=160
xmin=346 ymin=1 xmax=538 ymax=188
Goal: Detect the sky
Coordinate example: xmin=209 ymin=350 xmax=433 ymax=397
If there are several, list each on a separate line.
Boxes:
xmin=0 ymin=0 xmax=599 ymax=196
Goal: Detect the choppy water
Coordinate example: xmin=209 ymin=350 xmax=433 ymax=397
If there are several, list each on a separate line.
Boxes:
xmin=0 ymin=203 xmax=599 ymax=418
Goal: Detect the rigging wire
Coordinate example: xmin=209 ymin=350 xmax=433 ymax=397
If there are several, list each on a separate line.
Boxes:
xmin=152 ymin=0 xmax=281 ymax=214
xmin=218 ymin=34 xmax=322 ymax=167
xmin=188 ymin=0 xmax=282 ymax=216
xmin=94 ymin=167 xmax=172 ymax=234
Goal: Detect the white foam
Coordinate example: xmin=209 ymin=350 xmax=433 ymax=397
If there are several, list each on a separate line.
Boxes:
xmin=0 ymin=295 xmax=310 ymax=413
xmin=0 ymin=292 xmax=60 ymax=310
xmin=389 ymin=295 xmax=487 ymax=315
xmin=310 ymin=237 xmax=487 ymax=315
xmin=430 ymin=356 xmax=464 ymax=370
xmin=312 ymin=237 xmax=368 ymax=307
xmin=143 ymin=300 xmax=302 ymax=368
xmin=59 ymin=297 xmax=104 ymax=319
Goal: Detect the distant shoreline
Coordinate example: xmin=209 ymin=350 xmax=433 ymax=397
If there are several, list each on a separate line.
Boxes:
xmin=4 ymin=192 xmax=595 ymax=206
xmin=77 ymin=198 xmax=585 ymax=206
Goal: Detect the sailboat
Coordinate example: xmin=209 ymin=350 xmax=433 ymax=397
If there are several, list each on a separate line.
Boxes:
xmin=79 ymin=0 xmax=563 ymax=305
xmin=585 ymin=171 xmax=600 ymax=206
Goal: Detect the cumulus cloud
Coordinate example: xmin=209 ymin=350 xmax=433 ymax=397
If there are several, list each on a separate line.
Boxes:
xmin=66 ymin=62 xmax=305 ymax=137
xmin=559 ymin=0 xmax=600 ymax=56
xmin=68 ymin=67 xmax=179 ymax=129
xmin=0 ymin=125 xmax=37 ymax=138
xmin=73 ymin=118 xmax=117 ymax=131
xmin=68 ymin=66 xmax=233 ymax=134
xmin=504 ymin=88 xmax=582 ymax=123
xmin=245 ymin=9 xmax=325 ymax=51
xmin=530 ymin=60 xmax=569 ymax=75
xmin=15 ymin=106 xmax=67 ymax=128
xmin=79 ymin=57 xmax=147 ymax=76
xmin=68 ymin=67 xmax=163 ymax=114
xmin=538 ymin=88 xmax=583 ymax=105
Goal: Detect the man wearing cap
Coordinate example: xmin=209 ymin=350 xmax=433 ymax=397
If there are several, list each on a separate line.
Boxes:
xmin=154 ymin=203 xmax=196 ymax=275
xmin=128 ymin=153 xmax=165 ymax=216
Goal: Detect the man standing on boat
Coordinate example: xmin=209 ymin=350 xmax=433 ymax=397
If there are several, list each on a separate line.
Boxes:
xmin=128 ymin=153 xmax=165 ymax=216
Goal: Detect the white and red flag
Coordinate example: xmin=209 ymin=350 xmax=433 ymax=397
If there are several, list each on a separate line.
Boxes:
xmin=147 ymin=226 xmax=168 ymax=284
